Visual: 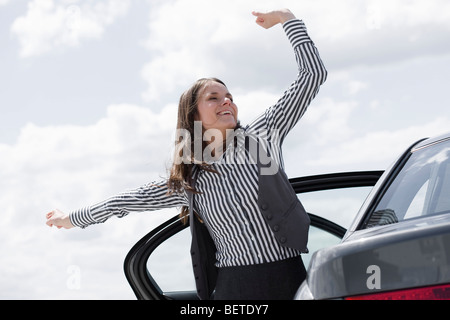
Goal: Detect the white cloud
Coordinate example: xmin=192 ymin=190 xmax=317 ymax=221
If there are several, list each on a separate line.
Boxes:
xmin=141 ymin=1 xmax=230 ymax=101
xmin=301 ymin=117 xmax=450 ymax=172
xmin=300 ymin=0 xmax=450 ymax=42
xmin=0 ymin=103 xmax=180 ymax=299
xmin=310 ymin=0 xmax=450 ymax=68
xmin=140 ymin=0 xmax=294 ymax=102
xmin=140 ymin=48 xmax=212 ymax=102
xmin=10 ymin=0 xmax=130 ymax=58
xmin=0 ymin=103 xmax=177 ymax=201
xmin=304 ymin=98 xmax=358 ymax=145
xmin=347 ymin=80 xmax=368 ymax=96
xmin=140 ymin=0 xmax=450 ymax=102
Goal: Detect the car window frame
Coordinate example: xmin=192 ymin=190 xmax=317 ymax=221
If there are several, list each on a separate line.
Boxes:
xmin=358 ymin=137 xmax=450 ymax=230
xmin=124 ymin=171 xmax=383 ymax=300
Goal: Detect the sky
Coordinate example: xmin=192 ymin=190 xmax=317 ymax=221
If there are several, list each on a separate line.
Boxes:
xmin=1 ymin=0 xmax=450 ymax=299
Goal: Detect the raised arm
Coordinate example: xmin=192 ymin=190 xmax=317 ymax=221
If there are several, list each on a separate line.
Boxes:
xmin=248 ymin=9 xmax=328 ymax=143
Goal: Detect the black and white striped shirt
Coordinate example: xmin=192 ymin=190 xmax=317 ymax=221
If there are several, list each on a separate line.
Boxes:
xmin=70 ymin=19 xmax=327 ymax=268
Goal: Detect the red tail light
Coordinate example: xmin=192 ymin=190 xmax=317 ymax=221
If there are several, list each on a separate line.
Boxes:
xmin=345 ymin=284 xmax=450 ymax=300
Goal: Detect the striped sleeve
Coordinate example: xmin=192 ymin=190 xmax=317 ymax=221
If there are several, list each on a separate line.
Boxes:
xmin=69 ymin=179 xmax=188 ymax=228
xmin=248 ymin=19 xmax=327 ymax=143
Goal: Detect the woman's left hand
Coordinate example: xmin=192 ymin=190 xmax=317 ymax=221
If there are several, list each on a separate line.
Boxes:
xmin=252 ymin=9 xmax=296 ymax=29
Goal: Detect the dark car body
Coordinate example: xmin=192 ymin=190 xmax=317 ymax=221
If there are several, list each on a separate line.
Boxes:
xmin=296 ymin=133 xmax=450 ymax=300
xmin=125 ymin=132 xmax=450 ymax=300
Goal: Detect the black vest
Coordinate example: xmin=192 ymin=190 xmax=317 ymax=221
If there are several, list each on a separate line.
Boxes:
xmin=188 ymin=142 xmax=310 ymax=300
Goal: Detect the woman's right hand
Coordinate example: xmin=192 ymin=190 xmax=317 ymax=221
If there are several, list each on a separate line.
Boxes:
xmin=46 ymin=209 xmax=74 ymax=229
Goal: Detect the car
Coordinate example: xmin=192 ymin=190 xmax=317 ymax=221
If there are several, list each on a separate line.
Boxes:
xmin=296 ymin=132 xmax=450 ymax=300
xmin=124 ymin=132 xmax=450 ymax=300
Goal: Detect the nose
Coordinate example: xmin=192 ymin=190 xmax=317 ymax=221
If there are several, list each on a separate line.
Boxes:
xmin=223 ymin=97 xmax=232 ymax=106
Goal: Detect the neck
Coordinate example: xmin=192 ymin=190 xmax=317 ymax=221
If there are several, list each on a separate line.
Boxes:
xmin=203 ymin=128 xmax=234 ymax=161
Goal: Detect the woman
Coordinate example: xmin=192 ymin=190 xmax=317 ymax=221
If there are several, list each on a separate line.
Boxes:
xmin=46 ymin=8 xmax=327 ymax=300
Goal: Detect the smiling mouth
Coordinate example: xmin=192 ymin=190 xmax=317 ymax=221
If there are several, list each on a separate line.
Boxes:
xmin=218 ymin=111 xmax=233 ymax=116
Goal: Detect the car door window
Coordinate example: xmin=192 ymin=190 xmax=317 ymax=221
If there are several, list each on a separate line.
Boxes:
xmin=146 ymin=227 xmax=194 ymax=293
xmin=365 ymin=141 xmax=450 ymax=228
xmin=298 ymin=187 xmax=374 ymax=230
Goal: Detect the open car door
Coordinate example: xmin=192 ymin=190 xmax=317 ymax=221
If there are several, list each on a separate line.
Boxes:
xmin=124 ymin=171 xmax=383 ymax=300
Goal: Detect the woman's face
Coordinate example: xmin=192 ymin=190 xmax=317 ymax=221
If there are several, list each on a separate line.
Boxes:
xmin=195 ymin=81 xmax=238 ymax=137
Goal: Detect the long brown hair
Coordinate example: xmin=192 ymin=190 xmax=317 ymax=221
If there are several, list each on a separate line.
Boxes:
xmin=167 ymin=77 xmax=226 ymax=223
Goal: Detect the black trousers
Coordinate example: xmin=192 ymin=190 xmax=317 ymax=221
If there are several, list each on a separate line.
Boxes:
xmin=213 ymin=256 xmax=307 ymax=300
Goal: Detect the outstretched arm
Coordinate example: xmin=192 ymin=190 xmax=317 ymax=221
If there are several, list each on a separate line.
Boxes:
xmin=49 ymin=179 xmax=189 ymax=229
xmin=252 ymin=9 xmax=296 ymax=29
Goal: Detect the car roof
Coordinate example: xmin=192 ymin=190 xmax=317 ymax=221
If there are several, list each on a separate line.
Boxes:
xmin=411 ymin=131 xmax=450 ymax=152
